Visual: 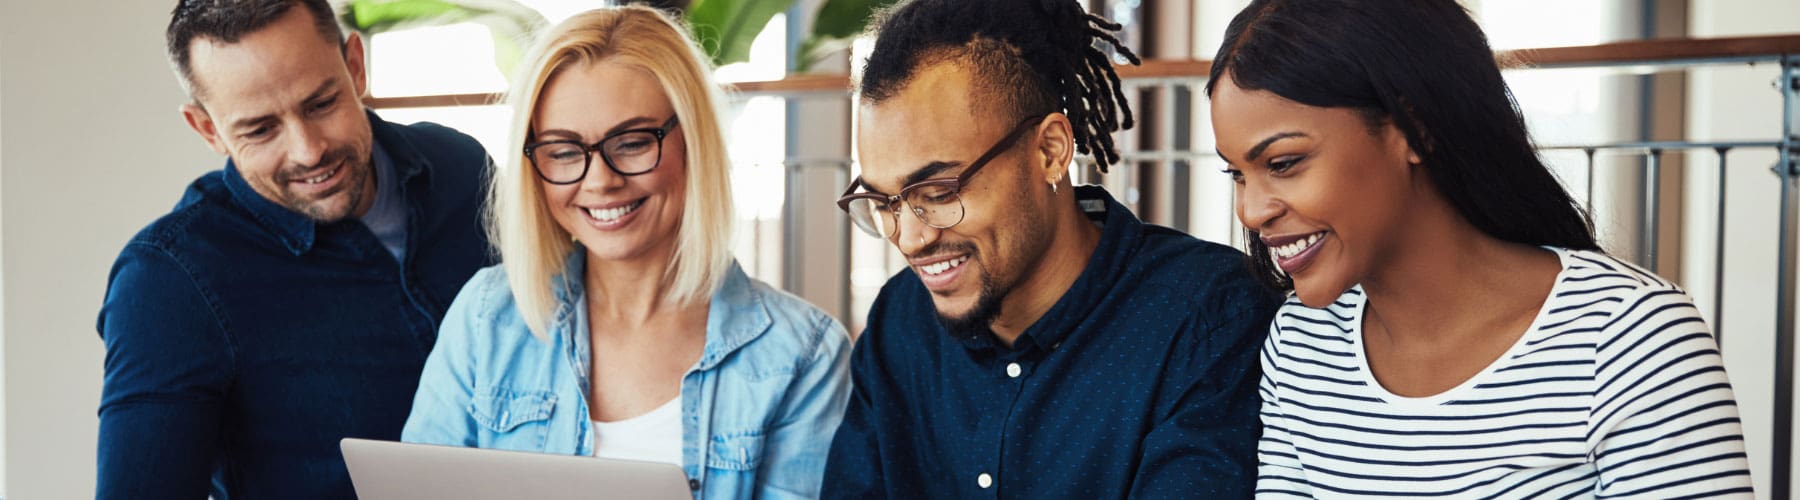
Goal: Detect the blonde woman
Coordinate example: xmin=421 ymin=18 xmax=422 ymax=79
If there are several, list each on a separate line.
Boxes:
xmin=402 ymin=6 xmax=851 ymax=498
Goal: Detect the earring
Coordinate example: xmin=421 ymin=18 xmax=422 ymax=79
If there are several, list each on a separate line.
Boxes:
xmin=1051 ymin=182 xmax=1059 ymax=194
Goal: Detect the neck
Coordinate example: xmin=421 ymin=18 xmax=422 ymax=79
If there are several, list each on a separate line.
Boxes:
xmin=350 ymin=152 xmax=380 ymax=218
xmin=989 ymin=198 xmax=1101 ymax=345
xmin=1360 ymin=193 xmax=1559 ymax=344
xmin=583 ymin=244 xmax=686 ymax=330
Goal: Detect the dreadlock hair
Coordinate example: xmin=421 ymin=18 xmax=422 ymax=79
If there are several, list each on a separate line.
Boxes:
xmin=859 ymin=0 xmax=1142 ymax=173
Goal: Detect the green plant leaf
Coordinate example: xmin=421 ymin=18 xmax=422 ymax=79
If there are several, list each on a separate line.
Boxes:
xmin=684 ymin=0 xmax=795 ymax=67
xmin=795 ymin=0 xmax=895 ymax=72
xmin=338 ymin=0 xmax=546 ymax=79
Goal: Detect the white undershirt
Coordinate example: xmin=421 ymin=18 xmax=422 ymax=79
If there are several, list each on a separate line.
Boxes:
xmin=591 ymin=397 xmax=683 ymax=466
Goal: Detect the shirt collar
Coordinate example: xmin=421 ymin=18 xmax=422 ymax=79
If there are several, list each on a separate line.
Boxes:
xmin=221 ymin=110 xmax=423 ymax=256
xmin=551 ymin=248 xmax=770 ymax=371
xmin=957 ymin=185 xmax=1145 ymax=354
xmin=222 ymin=160 xmax=318 ymax=255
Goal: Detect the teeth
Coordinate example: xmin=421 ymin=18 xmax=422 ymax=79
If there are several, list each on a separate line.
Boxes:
xmin=304 ymin=168 xmax=336 ymax=184
xmin=1274 ymin=233 xmax=1323 ymax=259
xmin=921 ymin=256 xmax=968 ymax=276
xmin=585 ymin=200 xmax=644 ymax=222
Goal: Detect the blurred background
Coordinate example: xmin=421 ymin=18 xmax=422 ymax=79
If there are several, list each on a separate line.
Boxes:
xmin=2 ymin=0 xmax=1797 ymax=497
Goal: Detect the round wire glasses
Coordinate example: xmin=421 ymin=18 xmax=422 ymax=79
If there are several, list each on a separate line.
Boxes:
xmin=836 ymin=115 xmax=1045 ymax=239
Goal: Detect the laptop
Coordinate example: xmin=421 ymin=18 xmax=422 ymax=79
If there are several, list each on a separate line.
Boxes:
xmin=341 ymin=438 xmax=692 ymax=500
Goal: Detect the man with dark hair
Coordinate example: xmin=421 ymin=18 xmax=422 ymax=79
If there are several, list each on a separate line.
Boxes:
xmin=95 ymin=1 xmax=492 ymax=497
xmin=823 ymin=0 xmax=1278 ymax=497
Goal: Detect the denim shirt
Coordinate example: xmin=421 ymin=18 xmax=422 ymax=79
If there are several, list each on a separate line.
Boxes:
xmin=95 ymin=112 xmax=493 ymax=499
xmin=403 ymin=252 xmax=852 ymax=499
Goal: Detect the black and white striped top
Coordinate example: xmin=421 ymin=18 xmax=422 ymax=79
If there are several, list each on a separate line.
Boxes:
xmin=1257 ymin=248 xmax=1751 ymax=498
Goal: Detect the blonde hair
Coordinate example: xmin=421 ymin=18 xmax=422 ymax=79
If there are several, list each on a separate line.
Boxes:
xmin=492 ymin=6 xmax=736 ymax=339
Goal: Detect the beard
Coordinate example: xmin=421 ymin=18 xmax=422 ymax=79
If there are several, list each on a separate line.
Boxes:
xmin=926 ymin=161 xmax=1059 ymax=341
xmin=275 ymin=146 xmax=371 ymax=222
xmin=938 ymin=265 xmax=1008 ymax=339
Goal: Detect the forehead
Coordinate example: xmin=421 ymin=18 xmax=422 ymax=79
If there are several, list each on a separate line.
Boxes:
xmin=533 ymin=60 xmax=671 ymax=136
xmin=187 ymin=9 xmax=344 ymax=117
xmin=855 ymin=64 xmax=1001 ymax=192
xmin=1209 ymin=75 xmax=1340 ymax=157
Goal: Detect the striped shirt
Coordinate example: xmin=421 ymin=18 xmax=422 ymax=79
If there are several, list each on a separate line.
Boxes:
xmin=1256 ymin=248 xmax=1752 ymax=498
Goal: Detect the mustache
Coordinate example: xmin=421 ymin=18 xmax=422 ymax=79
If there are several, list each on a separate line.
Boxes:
xmin=275 ymin=148 xmax=356 ymax=183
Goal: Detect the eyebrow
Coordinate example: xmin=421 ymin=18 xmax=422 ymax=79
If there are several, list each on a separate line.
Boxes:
xmin=894 ymin=161 xmax=963 ymax=189
xmin=1217 ymin=131 xmax=1308 ymax=164
xmin=534 ymin=116 xmax=660 ymax=142
xmin=228 ymin=78 xmax=338 ymax=132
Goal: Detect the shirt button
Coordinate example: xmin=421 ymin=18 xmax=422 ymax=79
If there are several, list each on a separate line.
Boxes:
xmin=977 ymin=473 xmax=993 ymax=489
xmin=1005 ymin=363 xmax=1022 ymax=378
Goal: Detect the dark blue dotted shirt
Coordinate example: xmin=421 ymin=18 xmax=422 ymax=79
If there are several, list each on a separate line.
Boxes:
xmin=823 ymin=186 xmax=1279 ymax=499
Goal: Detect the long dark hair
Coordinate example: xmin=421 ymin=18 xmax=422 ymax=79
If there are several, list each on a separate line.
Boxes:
xmin=1204 ymin=0 xmax=1599 ymax=291
xmin=859 ymin=0 xmax=1141 ymax=172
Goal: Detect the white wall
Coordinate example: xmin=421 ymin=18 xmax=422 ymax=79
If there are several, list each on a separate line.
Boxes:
xmin=0 ymin=0 xmax=219 ymax=497
xmin=1683 ymin=0 xmax=1800 ymax=493
xmin=0 ymin=10 xmax=8 ymax=491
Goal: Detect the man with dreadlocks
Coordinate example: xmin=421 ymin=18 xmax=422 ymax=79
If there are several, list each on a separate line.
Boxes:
xmin=824 ymin=0 xmax=1278 ymax=497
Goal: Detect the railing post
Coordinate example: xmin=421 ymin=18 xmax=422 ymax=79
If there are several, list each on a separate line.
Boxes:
xmin=1642 ymin=149 xmax=1662 ymax=269
xmin=1584 ymin=148 xmax=1598 ymax=210
xmin=1714 ymin=147 xmax=1729 ymax=348
xmin=1773 ymin=54 xmax=1799 ymax=500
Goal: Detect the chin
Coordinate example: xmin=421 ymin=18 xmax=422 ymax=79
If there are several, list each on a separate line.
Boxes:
xmin=1291 ymin=279 xmax=1351 ymax=309
xmin=929 ymin=294 xmax=978 ymax=320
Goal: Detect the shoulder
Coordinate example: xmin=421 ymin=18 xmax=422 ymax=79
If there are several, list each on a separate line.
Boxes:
xmin=114 ymin=170 xmax=244 ymax=266
xmin=1132 ymin=228 xmax=1283 ymax=330
xmin=1548 ymin=250 xmax=1709 ymax=358
xmin=1559 ymin=249 xmax=1679 ymax=293
xmin=432 ymin=263 xmax=555 ymax=362
xmin=377 ymin=118 xmax=490 ymax=182
xmin=856 ymin=269 xmax=932 ymax=347
xmin=1550 ymin=249 xmax=1697 ymax=337
xmin=740 ymin=276 xmax=850 ymax=364
xmin=1266 ymin=289 xmax=1361 ymax=357
xmin=450 ymin=264 xmax=524 ymax=325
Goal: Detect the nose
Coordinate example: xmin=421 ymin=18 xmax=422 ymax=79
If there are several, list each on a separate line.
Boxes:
xmin=894 ymin=205 xmax=941 ymax=256
xmin=578 ymin=152 xmax=627 ymax=191
xmin=1236 ymin=176 xmax=1285 ymax=235
xmin=286 ymin=119 xmax=329 ymax=168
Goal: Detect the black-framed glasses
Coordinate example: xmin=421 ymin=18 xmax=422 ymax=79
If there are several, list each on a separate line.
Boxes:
xmin=836 ymin=114 xmax=1046 ymax=239
xmin=524 ymin=116 xmax=680 ymax=184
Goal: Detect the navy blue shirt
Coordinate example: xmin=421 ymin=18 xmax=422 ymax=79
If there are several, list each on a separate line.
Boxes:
xmin=823 ymin=186 xmax=1279 ymax=499
xmin=95 ymin=112 xmax=492 ymax=499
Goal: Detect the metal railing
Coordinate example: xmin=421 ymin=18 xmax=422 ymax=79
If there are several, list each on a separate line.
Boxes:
xmin=369 ymin=34 xmax=1800 ymax=496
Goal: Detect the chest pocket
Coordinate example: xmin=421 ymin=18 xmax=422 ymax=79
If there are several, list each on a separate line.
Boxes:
xmin=466 ymin=386 xmax=558 ymax=450
xmin=707 ymin=430 xmax=766 ymax=471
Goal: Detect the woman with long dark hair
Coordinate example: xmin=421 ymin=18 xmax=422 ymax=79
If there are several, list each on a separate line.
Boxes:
xmin=1207 ymin=0 xmax=1751 ymax=496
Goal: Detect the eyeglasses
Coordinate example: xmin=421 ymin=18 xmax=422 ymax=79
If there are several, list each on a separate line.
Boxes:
xmin=524 ymin=116 xmax=680 ymax=184
xmin=837 ymin=115 xmax=1045 ymax=239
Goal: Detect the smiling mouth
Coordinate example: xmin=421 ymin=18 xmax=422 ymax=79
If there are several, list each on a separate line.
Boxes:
xmin=919 ymin=255 xmax=969 ymax=276
xmin=584 ymin=199 xmax=645 ymax=222
xmin=1272 ymin=232 xmax=1324 ymax=259
xmin=292 ymin=165 xmax=341 ymax=185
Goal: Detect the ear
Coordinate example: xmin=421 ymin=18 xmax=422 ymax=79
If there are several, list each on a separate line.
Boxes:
xmin=1382 ymin=122 xmax=1422 ymax=167
xmin=1034 ymin=113 xmax=1076 ymax=185
xmin=344 ymin=32 xmax=369 ymax=99
xmin=181 ymin=103 xmax=230 ymax=156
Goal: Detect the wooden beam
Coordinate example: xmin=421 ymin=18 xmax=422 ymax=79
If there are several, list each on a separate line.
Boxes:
xmin=1501 ymin=34 xmax=1800 ymax=68
xmin=368 ymin=34 xmax=1800 ymax=109
xmin=366 ymin=92 xmax=501 ymax=109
